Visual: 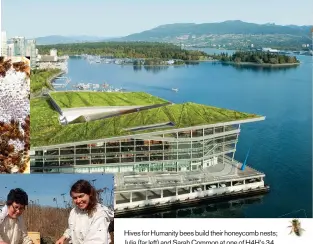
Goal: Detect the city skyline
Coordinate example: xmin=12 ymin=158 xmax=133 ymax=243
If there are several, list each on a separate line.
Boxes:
xmin=2 ymin=0 xmax=313 ymax=38
xmin=0 ymin=174 xmax=114 ymax=207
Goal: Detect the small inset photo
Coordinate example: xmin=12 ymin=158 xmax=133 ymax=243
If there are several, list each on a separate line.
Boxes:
xmin=0 ymin=173 xmax=114 ymax=244
xmin=0 ymin=56 xmax=30 ymax=174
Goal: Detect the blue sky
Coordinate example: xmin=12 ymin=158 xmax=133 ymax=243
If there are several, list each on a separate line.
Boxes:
xmin=0 ymin=174 xmax=114 ymax=207
xmin=2 ymin=0 xmax=313 ymax=38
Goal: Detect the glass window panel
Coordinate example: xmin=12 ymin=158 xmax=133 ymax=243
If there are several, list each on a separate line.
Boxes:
xmin=91 ymin=159 xmax=105 ymax=164
xmin=136 ymin=155 xmax=150 ymax=162
xmin=215 ymin=126 xmax=224 ymax=133
xmin=32 ymin=160 xmax=43 ymax=167
xmin=106 ymin=146 xmax=120 ymax=153
xmin=35 ymin=151 xmax=44 ymax=156
xmin=164 ymin=152 xmax=177 ymax=160
xmin=204 ymin=128 xmax=213 ymax=136
xmin=44 ymin=160 xmax=59 ymax=166
xmin=163 ymin=133 xmax=177 ymax=138
xmin=225 ymin=125 xmax=238 ymax=131
xmin=44 ymin=168 xmax=60 ymax=173
xmin=74 ymin=167 xmax=90 ymax=173
xmin=121 ymin=146 xmax=134 ymax=152
xmin=177 ymin=142 xmax=192 ymax=150
xmin=150 ymin=163 xmax=163 ymax=171
xmin=106 ymin=156 xmax=119 ymax=164
xmin=134 ymin=164 xmax=149 ymax=172
xmin=60 ymin=160 xmax=74 ymax=167
xmin=178 ymin=153 xmax=191 ymax=159
xmin=192 ymin=152 xmax=203 ymax=158
xmin=121 ymin=154 xmax=135 ymax=163
xmin=178 ymin=130 xmax=191 ymax=138
xmin=164 ymin=162 xmax=177 ymax=172
xmin=75 ymin=158 xmax=90 ymax=165
xmin=59 ymin=168 xmax=75 ymax=173
xmin=119 ymin=165 xmax=134 ymax=172
xmin=105 ymin=166 xmax=119 ymax=173
xmin=45 ymin=149 xmax=59 ymax=155
xmin=88 ymin=167 xmax=105 ymax=173
xmin=192 ymin=129 xmax=203 ymax=137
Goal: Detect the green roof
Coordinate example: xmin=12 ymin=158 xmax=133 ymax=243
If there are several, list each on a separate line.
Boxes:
xmin=31 ymin=93 xmax=261 ymax=147
xmin=50 ymin=91 xmax=167 ymax=108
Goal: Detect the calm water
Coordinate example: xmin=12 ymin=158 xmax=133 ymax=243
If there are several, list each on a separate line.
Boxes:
xmin=61 ymin=49 xmax=312 ymax=218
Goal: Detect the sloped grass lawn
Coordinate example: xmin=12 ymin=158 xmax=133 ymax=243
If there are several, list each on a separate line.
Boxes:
xmin=50 ymin=91 xmax=167 ymax=108
xmin=30 ymin=98 xmax=63 ymax=147
xmin=31 ymin=97 xmax=260 ymax=147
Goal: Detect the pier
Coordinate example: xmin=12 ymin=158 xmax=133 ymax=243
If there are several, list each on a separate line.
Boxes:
xmin=52 ymin=76 xmax=71 ymax=89
xmin=114 ymin=155 xmax=270 ymax=215
xmin=71 ymin=82 xmax=125 ymax=92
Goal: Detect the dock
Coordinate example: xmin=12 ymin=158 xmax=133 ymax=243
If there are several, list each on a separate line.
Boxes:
xmin=114 ymin=156 xmax=270 ymax=216
xmin=52 ymin=77 xmax=71 ymax=88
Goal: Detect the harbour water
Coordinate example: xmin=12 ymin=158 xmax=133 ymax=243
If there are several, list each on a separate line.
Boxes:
xmin=58 ymin=49 xmax=312 ymax=218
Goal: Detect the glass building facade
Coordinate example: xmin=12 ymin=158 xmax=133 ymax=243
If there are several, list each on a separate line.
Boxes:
xmin=30 ymin=123 xmax=241 ymax=174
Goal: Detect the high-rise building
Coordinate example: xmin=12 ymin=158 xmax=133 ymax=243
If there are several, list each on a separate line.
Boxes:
xmin=7 ymin=43 xmax=14 ymax=57
xmin=26 ymin=39 xmax=37 ymax=69
xmin=1 ymin=31 xmax=7 ymax=57
xmin=11 ymin=36 xmax=26 ymax=56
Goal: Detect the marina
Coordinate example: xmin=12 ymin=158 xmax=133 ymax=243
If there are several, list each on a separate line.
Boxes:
xmin=83 ymin=55 xmax=126 ymax=65
xmin=51 ymin=72 xmax=125 ymax=92
xmin=71 ymin=82 xmax=125 ymax=92
xmin=51 ymin=76 xmax=71 ymax=88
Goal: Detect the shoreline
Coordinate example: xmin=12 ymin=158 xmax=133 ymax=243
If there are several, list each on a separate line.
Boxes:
xmin=221 ymin=61 xmax=300 ymax=67
xmin=48 ymin=70 xmax=66 ymax=90
xmin=121 ymin=63 xmax=185 ymax=67
xmin=31 ymin=70 xmax=65 ymax=98
xmin=112 ymin=59 xmax=217 ymax=66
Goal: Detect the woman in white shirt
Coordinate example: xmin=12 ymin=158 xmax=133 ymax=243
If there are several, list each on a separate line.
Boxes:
xmin=55 ymin=180 xmax=113 ymax=244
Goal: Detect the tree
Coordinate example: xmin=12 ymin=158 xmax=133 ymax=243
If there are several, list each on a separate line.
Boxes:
xmin=269 ymin=58 xmax=278 ymax=64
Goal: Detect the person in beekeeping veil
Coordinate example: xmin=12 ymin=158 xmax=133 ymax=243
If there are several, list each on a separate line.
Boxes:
xmin=0 ymin=188 xmax=33 ymax=244
xmin=55 ymin=180 xmax=113 ymax=244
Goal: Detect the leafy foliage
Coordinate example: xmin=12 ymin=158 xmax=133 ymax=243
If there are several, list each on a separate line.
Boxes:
xmin=31 ymin=69 xmax=62 ymax=93
xmin=211 ymin=51 xmax=300 ymax=64
xmin=37 ymin=42 xmax=208 ymax=60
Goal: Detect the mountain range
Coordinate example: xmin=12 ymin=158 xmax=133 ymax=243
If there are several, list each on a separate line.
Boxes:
xmin=120 ymin=20 xmax=311 ymax=40
xmin=35 ymin=35 xmax=116 ymax=45
xmin=35 ymin=21 xmax=312 ymax=48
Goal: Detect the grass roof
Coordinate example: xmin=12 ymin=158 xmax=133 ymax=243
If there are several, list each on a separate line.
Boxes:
xmin=31 ymin=94 xmax=261 ymax=147
xmin=50 ymin=91 xmax=167 ymax=108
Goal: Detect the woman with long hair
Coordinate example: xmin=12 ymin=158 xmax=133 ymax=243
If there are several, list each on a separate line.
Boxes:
xmin=55 ymin=180 xmax=113 ymax=244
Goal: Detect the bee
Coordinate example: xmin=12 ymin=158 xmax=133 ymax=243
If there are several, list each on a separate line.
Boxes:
xmin=288 ymin=219 xmax=305 ymax=236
